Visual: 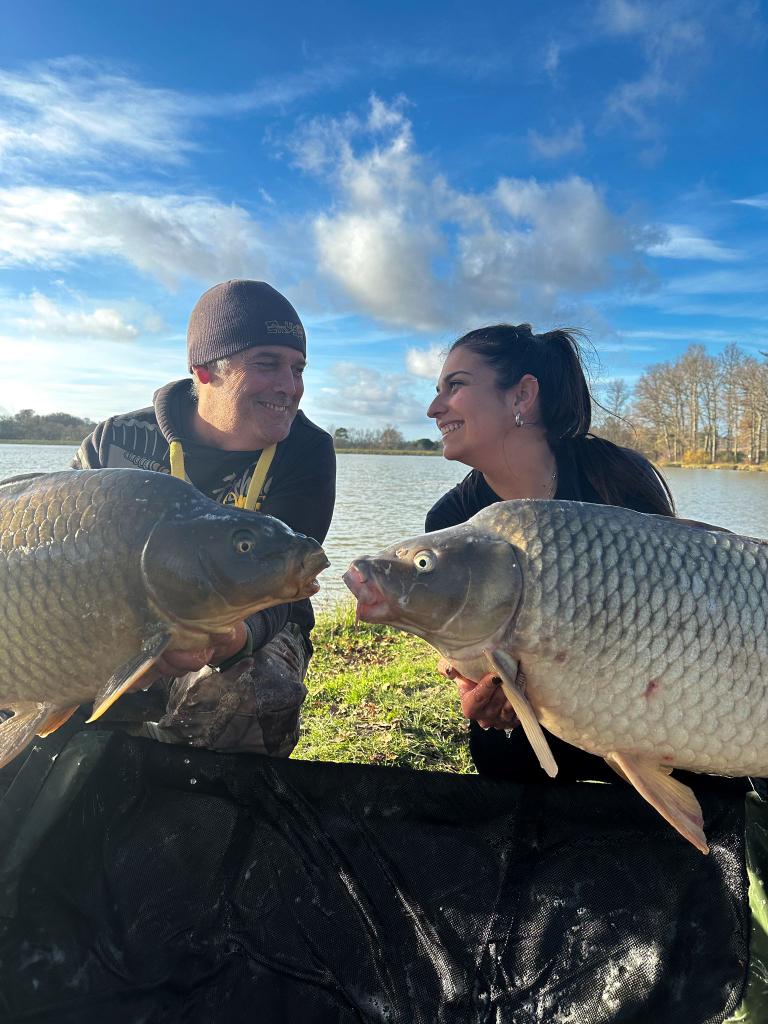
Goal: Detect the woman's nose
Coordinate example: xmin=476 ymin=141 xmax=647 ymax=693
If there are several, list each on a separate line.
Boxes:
xmin=427 ymin=394 xmax=442 ymax=418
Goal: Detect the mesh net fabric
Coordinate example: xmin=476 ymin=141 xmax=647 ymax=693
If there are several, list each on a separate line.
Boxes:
xmin=0 ymin=730 xmax=750 ymax=1024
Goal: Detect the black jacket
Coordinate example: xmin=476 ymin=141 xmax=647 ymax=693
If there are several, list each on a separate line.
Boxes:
xmin=73 ymin=378 xmax=336 ymax=648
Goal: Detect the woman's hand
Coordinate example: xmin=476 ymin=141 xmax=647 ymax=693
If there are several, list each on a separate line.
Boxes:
xmin=437 ymin=658 xmax=520 ymax=731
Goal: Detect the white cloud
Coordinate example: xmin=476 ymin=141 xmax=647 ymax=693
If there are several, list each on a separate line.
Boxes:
xmin=0 ymin=58 xmax=199 ymax=172
xmin=0 ymin=187 xmax=267 ymax=287
xmin=733 ymin=194 xmax=768 ymax=210
xmin=288 ymin=97 xmax=650 ymax=333
xmin=406 ymin=344 xmax=447 ymax=380
xmin=457 ymin=175 xmax=647 ymax=309
xmin=528 ymin=122 xmax=585 ymax=159
xmin=1 ymin=333 xmax=185 ymax=419
xmin=0 ymin=58 xmax=356 ymax=179
xmin=598 ymin=3 xmax=708 ymax=147
xmin=646 ymin=224 xmax=741 ymax=262
xmin=664 ymin=268 xmax=767 ymax=294
xmin=544 ymin=42 xmax=561 ymax=81
xmin=12 ymin=292 xmax=140 ymax=341
xmin=315 ymin=361 xmax=428 ymax=426
xmin=598 ymin=0 xmax=651 ymax=35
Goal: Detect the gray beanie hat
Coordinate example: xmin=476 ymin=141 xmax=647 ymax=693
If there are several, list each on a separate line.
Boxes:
xmin=187 ymin=279 xmax=306 ymax=370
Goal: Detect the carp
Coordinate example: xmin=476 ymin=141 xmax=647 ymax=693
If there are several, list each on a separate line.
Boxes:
xmin=343 ymin=499 xmax=768 ymax=854
xmin=0 ymin=469 xmax=328 ymax=767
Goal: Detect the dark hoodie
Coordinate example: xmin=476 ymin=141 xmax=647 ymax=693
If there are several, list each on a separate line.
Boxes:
xmin=73 ymin=379 xmax=336 ymax=649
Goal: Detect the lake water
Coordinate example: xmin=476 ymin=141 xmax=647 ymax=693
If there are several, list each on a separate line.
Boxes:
xmin=3 ymin=443 xmax=768 ymax=610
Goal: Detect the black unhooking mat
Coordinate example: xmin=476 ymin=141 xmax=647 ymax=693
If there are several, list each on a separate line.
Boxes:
xmin=0 ymin=729 xmax=752 ymax=1023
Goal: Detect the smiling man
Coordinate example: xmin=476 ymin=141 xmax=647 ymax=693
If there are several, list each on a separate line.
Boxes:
xmin=73 ymin=280 xmax=336 ymax=757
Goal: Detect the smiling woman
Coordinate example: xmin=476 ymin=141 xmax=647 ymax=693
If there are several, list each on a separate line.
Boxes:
xmin=425 ymin=322 xmax=676 ymax=783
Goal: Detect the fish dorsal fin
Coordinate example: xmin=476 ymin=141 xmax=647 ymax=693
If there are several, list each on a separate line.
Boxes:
xmin=87 ymin=632 xmax=172 ymax=723
xmin=0 ymin=704 xmax=57 ymax=770
xmin=484 ymin=648 xmax=558 ymax=778
xmin=0 ymin=472 xmax=47 ymax=497
xmin=605 ymin=752 xmax=709 ymax=854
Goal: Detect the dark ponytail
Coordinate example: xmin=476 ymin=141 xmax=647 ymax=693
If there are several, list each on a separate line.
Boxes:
xmin=450 ymin=324 xmax=675 ymax=517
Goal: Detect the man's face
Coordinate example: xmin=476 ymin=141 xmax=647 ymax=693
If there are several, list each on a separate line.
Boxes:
xmin=209 ymin=345 xmax=305 ymax=448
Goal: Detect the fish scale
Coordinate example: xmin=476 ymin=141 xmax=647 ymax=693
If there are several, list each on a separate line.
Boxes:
xmin=344 ymin=499 xmax=768 ymax=852
xmin=512 ymin=504 xmax=768 ymax=774
xmin=0 ymin=468 xmax=328 ymax=769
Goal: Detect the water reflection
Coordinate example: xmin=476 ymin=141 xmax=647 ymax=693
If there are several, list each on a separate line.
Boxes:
xmin=665 ymin=468 xmax=768 ymax=539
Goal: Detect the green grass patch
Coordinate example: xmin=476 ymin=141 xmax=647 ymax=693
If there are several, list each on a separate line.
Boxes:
xmin=294 ymin=601 xmax=476 ymax=774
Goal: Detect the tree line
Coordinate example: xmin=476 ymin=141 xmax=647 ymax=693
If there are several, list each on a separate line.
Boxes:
xmin=593 ymin=343 xmax=768 ymax=464
xmin=7 ymin=341 xmax=768 ymax=463
xmin=329 ymin=425 xmax=440 ymax=451
xmin=0 ymin=409 xmax=96 ymax=444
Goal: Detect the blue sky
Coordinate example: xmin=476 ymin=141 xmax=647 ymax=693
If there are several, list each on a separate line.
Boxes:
xmin=0 ymin=0 xmax=766 ymax=438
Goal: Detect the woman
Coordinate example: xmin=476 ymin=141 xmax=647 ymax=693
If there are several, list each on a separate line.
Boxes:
xmin=425 ymin=323 xmax=675 ymax=783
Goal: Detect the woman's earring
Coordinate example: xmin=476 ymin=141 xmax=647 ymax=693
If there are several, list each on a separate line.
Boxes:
xmin=515 ymin=411 xmax=524 ymax=428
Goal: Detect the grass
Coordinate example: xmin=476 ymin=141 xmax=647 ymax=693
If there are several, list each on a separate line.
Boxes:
xmin=293 ymin=601 xmax=476 ymax=774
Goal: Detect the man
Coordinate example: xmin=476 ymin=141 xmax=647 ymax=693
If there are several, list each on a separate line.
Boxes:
xmin=73 ymin=279 xmax=336 ymax=756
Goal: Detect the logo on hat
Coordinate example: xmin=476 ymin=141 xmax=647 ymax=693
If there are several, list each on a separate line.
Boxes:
xmin=266 ymin=319 xmax=305 ymax=340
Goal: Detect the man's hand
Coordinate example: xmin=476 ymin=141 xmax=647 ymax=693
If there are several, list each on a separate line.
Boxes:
xmin=437 ymin=657 xmax=520 ymax=731
xmin=131 ymin=622 xmax=250 ymax=690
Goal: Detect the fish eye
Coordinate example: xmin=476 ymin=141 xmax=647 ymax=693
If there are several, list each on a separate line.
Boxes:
xmin=233 ymin=529 xmax=256 ymax=554
xmin=413 ymin=550 xmax=436 ymax=573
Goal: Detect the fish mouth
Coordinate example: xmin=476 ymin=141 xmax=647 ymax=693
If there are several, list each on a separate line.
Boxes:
xmin=342 ymin=563 xmax=393 ymax=622
xmin=294 ymin=549 xmax=330 ymax=598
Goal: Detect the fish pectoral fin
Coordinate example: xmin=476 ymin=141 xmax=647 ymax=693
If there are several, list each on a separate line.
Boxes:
xmin=484 ymin=648 xmax=558 ymax=779
xmin=606 ymin=752 xmax=709 ymax=855
xmin=87 ymin=633 xmax=172 ymax=723
xmin=36 ymin=704 xmax=80 ymax=738
xmin=0 ymin=703 xmax=58 ymax=769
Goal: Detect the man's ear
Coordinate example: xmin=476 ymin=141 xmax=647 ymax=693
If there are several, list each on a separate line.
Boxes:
xmin=192 ymin=365 xmax=211 ymax=385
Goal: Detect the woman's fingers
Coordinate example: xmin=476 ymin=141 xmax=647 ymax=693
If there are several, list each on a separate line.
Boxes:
xmin=437 ymin=657 xmax=458 ymax=679
xmin=457 ymin=673 xmax=515 ymax=729
xmin=441 ymin=660 xmax=518 ymax=731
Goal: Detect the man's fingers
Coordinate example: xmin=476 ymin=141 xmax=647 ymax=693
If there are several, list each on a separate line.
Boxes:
xmin=157 ymin=648 xmax=215 ymax=675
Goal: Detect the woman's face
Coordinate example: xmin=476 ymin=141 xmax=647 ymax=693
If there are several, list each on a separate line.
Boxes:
xmin=427 ymin=347 xmax=516 ymax=466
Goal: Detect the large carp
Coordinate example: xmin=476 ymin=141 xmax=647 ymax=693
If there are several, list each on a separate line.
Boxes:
xmin=344 ymin=499 xmax=768 ymax=854
xmin=1 ymin=469 xmax=328 ymax=767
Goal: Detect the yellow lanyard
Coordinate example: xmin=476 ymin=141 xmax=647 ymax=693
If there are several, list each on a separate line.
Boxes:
xmin=168 ymin=440 xmax=277 ymax=511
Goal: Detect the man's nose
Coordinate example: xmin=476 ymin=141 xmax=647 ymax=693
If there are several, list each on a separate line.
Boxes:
xmin=274 ymin=366 xmax=298 ymax=394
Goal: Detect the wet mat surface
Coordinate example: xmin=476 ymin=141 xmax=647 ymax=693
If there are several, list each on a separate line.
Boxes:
xmin=0 ymin=731 xmax=749 ymax=1023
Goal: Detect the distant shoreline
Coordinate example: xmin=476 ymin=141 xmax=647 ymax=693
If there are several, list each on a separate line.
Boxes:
xmin=0 ymin=438 xmax=79 ymax=447
xmin=3 ymin=439 xmax=768 ymax=470
xmin=659 ymin=462 xmax=768 ymax=472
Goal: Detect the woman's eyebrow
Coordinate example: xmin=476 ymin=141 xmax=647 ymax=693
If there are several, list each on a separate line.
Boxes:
xmin=437 ymin=370 xmax=472 ymax=387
